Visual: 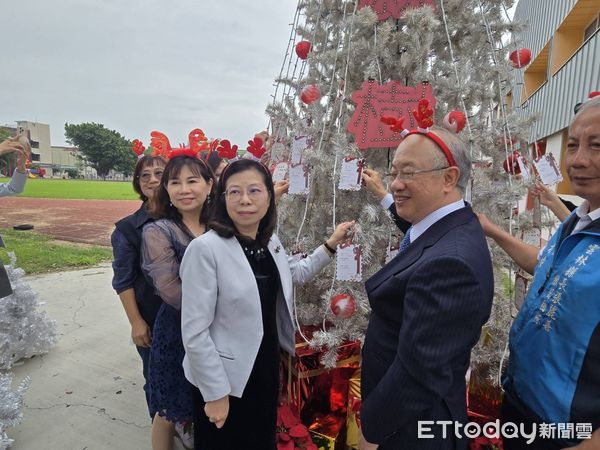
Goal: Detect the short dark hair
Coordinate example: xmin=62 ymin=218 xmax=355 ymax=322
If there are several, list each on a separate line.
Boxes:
xmin=132 ymin=155 xmax=166 ymax=201
xmin=209 ymin=159 xmax=276 ymax=246
xmin=148 ymin=155 xmax=215 ymax=225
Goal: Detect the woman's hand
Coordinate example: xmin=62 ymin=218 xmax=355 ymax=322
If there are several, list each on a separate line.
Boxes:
xmin=130 ymin=318 xmax=151 ymax=348
xmin=326 ymin=220 xmax=356 ymax=249
xmin=273 ymin=180 xmax=289 ymax=202
xmin=0 ymin=136 xmax=30 ymax=172
xmin=205 ymin=395 xmax=229 ymax=429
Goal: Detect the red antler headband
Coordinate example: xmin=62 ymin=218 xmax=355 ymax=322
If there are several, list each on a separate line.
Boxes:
xmin=246 ymin=136 xmax=266 ymax=161
xmin=380 ymin=98 xmax=457 ymax=168
xmin=149 ymin=129 xmax=209 ymax=160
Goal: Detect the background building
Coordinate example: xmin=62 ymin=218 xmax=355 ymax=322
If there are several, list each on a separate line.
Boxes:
xmin=511 ymin=0 xmax=600 ymax=200
xmin=1 ymin=121 xmax=126 ymax=179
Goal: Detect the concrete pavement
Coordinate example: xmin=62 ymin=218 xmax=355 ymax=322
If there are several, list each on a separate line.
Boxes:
xmin=8 ymin=263 xmax=186 ymax=450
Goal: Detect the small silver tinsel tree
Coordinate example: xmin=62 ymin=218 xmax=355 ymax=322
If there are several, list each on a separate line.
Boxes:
xmin=266 ymin=0 xmax=535 ymax=379
xmin=0 ymin=252 xmax=57 ymax=448
xmin=0 ymin=253 xmax=58 ymax=370
xmin=0 ymin=373 xmax=30 ymax=450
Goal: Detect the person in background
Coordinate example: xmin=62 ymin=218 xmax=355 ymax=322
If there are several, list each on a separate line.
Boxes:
xmin=180 ymin=159 xmax=354 ymax=450
xmin=141 ymin=152 xmax=215 ymax=450
xmin=111 ymin=155 xmax=166 ymax=417
xmin=0 ymin=135 xmax=30 ymax=197
xmin=477 ymin=96 xmax=600 ymax=450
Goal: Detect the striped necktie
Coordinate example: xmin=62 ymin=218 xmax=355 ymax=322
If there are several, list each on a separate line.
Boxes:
xmin=399 ymin=227 xmax=412 ymax=253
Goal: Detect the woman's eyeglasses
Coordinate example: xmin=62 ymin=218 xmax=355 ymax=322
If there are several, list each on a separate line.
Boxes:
xmin=138 ymin=170 xmax=164 ymax=183
xmin=224 ymin=186 xmax=267 ymax=203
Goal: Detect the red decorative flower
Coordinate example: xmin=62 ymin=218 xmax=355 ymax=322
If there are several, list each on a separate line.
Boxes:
xmin=277 ymin=403 xmax=317 ymax=450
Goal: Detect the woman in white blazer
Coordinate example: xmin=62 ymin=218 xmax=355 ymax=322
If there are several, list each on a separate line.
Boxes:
xmin=180 ymin=159 xmax=354 ymax=450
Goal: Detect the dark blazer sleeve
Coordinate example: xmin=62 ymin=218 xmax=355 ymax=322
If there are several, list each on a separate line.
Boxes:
xmin=361 ymin=256 xmax=483 ymax=442
xmin=387 ymin=203 xmax=411 ymax=233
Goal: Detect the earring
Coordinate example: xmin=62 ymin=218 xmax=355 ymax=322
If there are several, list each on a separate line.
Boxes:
xmin=169 ymin=202 xmax=173 ymax=207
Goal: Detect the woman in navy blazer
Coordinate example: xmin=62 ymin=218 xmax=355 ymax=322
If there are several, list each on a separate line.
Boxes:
xmin=180 ymin=159 xmax=354 ymax=450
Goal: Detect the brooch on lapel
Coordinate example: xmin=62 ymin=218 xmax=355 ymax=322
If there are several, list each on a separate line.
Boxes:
xmin=274 ymin=245 xmax=281 ymax=253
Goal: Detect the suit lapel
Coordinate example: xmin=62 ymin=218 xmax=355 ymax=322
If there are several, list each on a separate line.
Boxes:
xmin=366 ymin=205 xmax=475 ymax=292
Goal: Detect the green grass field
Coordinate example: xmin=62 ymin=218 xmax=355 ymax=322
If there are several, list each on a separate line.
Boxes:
xmin=0 ymin=229 xmax=113 ymax=274
xmin=0 ymin=177 xmax=138 ymax=200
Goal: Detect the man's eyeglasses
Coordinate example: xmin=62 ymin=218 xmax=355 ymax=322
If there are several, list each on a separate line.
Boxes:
xmin=224 ymin=186 xmax=267 ymax=203
xmin=138 ymin=170 xmax=164 ymax=183
xmin=384 ymin=166 xmax=448 ymax=183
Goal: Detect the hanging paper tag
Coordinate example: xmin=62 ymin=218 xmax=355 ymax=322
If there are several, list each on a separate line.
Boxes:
xmin=514 ymin=271 xmax=530 ymax=311
xmin=338 ymin=157 xmax=365 ymax=191
xmin=533 ymin=153 xmax=562 ymax=185
xmin=271 ymin=162 xmax=289 ymax=182
xmin=385 ymin=235 xmax=400 ymax=264
xmin=291 ymin=136 xmax=310 ymax=165
xmin=289 ymin=164 xmax=310 ymax=195
xmin=521 ymin=228 xmax=541 ymax=247
xmin=517 ymin=156 xmax=531 ymax=181
xmin=336 ymin=244 xmax=362 ymax=282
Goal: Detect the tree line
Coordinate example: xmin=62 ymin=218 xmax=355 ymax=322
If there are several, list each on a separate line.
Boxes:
xmin=64 ymin=122 xmax=137 ymax=179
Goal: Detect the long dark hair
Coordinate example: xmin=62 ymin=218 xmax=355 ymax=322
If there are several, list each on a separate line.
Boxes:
xmin=148 ymin=155 xmax=215 ymax=225
xmin=132 ymin=155 xmax=166 ymax=201
xmin=209 ymin=159 xmax=277 ymax=246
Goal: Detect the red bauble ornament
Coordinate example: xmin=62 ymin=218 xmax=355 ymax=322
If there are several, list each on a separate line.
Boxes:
xmin=503 ymin=152 xmax=522 ymax=175
xmin=300 ymin=84 xmax=321 ymax=104
xmin=509 ymin=48 xmax=531 ymax=68
xmin=295 ymin=41 xmax=312 ymax=60
xmin=330 ymin=293 xmax=356 ymax=319
xmin=442 ymin=111 xmax=466 ymax=134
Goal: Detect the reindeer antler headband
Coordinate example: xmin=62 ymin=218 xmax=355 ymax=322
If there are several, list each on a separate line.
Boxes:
xmin=380 ymin=98 xmax=457 ymax=167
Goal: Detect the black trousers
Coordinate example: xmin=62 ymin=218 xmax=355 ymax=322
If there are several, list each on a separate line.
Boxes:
xmin=501 ymin=391 xmax=570 ymax=450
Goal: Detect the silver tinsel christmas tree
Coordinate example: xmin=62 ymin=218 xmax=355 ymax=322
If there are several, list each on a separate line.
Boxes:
xmin=0 ymin=253 xmax=58 ymax=370
xmin=0 ymin=253 xmax=57 ymax=448
xmin=266 ymin=0 xmax=535 ymax=381
xmin=0 ymin=373 xmax=30 ymax=450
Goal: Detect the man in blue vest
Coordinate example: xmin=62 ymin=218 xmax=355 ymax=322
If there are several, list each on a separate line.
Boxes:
xmin=478 ymin=96 xmax=600 ymax=449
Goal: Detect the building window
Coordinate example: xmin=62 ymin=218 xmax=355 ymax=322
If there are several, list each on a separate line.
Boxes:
xmin=551 ymin=1 xmax=600 ymax=75
xmin=584 ymin=15 xmax=599 ymax=41
xmin=30 ymin=140 xmax=39 ymax=149
xmin=30 ymin=153 xmax=40 ymax=162
xmin=521 ymin=41 xmax=551 ymax=104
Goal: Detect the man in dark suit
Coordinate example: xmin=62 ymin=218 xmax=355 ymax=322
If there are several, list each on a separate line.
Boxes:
xmin=359 ymin=126 xmax=494 ymax=450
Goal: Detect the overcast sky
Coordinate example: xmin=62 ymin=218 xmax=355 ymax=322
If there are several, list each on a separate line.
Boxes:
xmin=1 ymin=0 xmax=297 ymax=147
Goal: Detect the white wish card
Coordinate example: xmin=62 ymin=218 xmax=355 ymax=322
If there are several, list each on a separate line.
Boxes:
xmin=338 ymin=157 xmax=365 ymax=191
xmin=291 ymin=136 xmax=310 ymax=165
xmin=517 ymin=155 xmax=531 ymax=181
xmin=521 ymin=228 xmax=541 ymax=247
xmin=533 ymin=153 xmax=563 ymax=185
xmin=385 ymin=236 xmax=401 ymax=264
xmin=336 ymin=244 xmax=362 ymax=282
xmin=271 ymin=162 xmax=289 ymax=182
xmin=288 ymin=164 xmax=310 ymax=195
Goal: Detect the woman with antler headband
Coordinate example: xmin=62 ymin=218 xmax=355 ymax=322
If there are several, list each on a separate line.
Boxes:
xmin=139 ymin=130 xmax=215 ymax=450
xmin=111 ymin=143 xmax=166 ymax=420
xmin=180 ymin=154 xmax=355 ymax=449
